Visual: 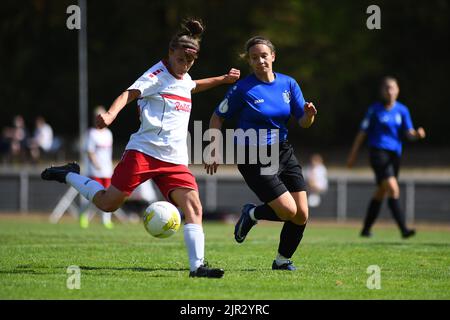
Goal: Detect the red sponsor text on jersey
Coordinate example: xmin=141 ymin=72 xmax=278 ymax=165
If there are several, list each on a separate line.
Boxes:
xmin=160 ymin=93 xmax=192 ymax=112
xmin=174 ymin=101 xmax=191 ymax=112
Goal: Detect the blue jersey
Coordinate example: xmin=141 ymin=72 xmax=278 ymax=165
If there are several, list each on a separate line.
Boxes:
xmin=215 ymin=73 xmax=306 ymax=145
xmin=360 ymin=101 xmax=414 ymax=155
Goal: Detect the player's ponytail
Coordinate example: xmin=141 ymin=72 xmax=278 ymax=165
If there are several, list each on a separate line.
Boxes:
xmin=180 ymin=18 xmax=204 ymax=39
xmin=169 ymin=18 xmax=205 ymax=59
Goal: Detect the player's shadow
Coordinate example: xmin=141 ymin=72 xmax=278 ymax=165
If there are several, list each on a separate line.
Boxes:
xmin=78 ymin=265 xmax=188 ymax=272
xmin=362 ymin=242 xmax=450 ymax=248
xmin=0 ymin=264 xmax=188 ymax=276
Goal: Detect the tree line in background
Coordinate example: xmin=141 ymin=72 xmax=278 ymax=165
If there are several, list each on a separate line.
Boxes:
xmin=1 ymin=0 xmax=449 ymax=152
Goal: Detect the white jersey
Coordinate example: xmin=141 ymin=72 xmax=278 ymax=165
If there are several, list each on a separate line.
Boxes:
xmin=34 ymin=123 xmax=53 ymax=151
xmin=85 ymin=128 xmax=113 ymax=178
xmin=126 ymin=60 xmax=196 ymax=165
xmin=305 ymin=164 xmax=328 ymax=192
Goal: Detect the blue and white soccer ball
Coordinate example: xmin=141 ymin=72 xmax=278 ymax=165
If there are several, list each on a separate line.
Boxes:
xmin=143 ymin=201 xmax=181 ymax=238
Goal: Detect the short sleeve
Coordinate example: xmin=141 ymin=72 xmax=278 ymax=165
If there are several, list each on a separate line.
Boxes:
xmin=214 ymin=84 xmax=244 ymax=119
xmin=290 ymin=80 xmax=306 ymax=120
xmin=127 ymin=70 xmax=161 ymax=98
xmin=189 ymin=78 xmax=197 ymax=91
xmin=401 ymin=107 xmax=414 ymax=131
xmin=360 ymin=107 xmax=374 ymax=132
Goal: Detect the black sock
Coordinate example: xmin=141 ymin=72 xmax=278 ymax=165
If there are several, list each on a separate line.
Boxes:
xmin=362 ymin=199 xmax=382 ymax=233
xmin=387 ymin=198 xmax=408 ymax=233
xmin=278 ymin=222 xmax=306 ymax=259
xmin=254 ymin=204 xmax=282 ymax=221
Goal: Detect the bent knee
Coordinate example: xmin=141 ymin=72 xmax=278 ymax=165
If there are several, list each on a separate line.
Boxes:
xmin=97 ymin=203 xmax=120 ymax=212
xmin=275 ymin=204 xmax=297 ymax=221
xmin=293 ymin=207 xmax=308 ymax=225
xmin=94 ymin=197 xmax=123 ymax=212
xmin=189 ymin=202 xmax=203 ymax=218
xmin=182 ymin=195 xmax=203 ymax=223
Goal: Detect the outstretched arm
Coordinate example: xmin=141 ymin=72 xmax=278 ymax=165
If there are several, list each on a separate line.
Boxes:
xmin=347 ymin=131 xmax=366 ymax=168
xmin=96 ymin=89 xmax=141 ymax=128
xmin=299 ymin=102 xmax=317 ymax=128
xmin=406 ymin=127 xmax=426 ymax=141
xmin=192 ymin=68 xmax=240 ymax=94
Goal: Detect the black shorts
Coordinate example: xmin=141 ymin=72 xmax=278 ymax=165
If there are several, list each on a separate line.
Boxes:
xmin=369 ymin=147 xmax=401 ymax=185
xmin=237 ymin=141 xmax=307 ymax=203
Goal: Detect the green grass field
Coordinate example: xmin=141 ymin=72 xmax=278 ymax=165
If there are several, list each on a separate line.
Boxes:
xmin=0 ymin=217 xmax=449 ymax=300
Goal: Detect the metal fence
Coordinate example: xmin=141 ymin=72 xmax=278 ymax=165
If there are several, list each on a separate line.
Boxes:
xmin=0 ymin=170 xmax=449 ymax=223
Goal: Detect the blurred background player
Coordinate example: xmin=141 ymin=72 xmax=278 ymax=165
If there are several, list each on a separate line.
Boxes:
xmin=206 ymin=36 xmax=317 ymax=271
xmin=28 ymin=116 xmax=54 ymax=164
xmin=304 ymin=153 xmax=328 ymax=208
xmin=347 ymin=76 xmax=426 ymax=238
xmin=79 ymin=106 xmax=114 ymax=229
xmin=42 ymin=18 xmax=240 ymax=278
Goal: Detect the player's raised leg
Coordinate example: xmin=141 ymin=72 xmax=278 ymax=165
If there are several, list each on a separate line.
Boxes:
xmin=41 ymin=162 xmax=127 ymax=212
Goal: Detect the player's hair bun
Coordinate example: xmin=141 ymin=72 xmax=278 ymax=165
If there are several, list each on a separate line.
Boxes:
xmin=181 ymin=18 xmax=204 ymax=39
xmin=169 ymin=18 xmax=205 ymax=58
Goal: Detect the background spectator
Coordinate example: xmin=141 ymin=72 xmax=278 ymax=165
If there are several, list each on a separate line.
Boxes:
xmin=305 ymin=153 xmax=329 ymax=208
xmin=29 ymin=116 xmax=54 ymax=164
xmin=0 ymin=115 xmax=29 ymax=163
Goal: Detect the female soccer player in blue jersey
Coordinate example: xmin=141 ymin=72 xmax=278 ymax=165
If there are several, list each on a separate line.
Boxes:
xmin=205 ymin=36 xmax=317 ymax=271
xmin=347 ymin=76 xmax=426 ymax=238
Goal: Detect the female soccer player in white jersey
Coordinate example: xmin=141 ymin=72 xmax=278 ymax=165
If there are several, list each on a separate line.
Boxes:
xmin=79 ymin=106 xmax=115 ymax=229
xmin=42 ymin=18 xmax=240 ymax=278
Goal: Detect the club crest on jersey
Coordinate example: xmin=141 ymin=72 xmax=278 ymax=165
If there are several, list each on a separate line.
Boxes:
xmin=218 ymin=99 xmax=229 ymax=113
xmin=395 ymin=113 xmax=402 ymax=125
xmin=282 ymin=90 xmax=291 ymax=104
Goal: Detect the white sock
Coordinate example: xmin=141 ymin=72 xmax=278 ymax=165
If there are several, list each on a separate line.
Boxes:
xmin=249 ymin=207 xmax=257 ymax=221
xmin=66 ymin=172 xmax=105 ymax=202
xmin=183 ymin=223 xmax=205 ymax=272
xmin=102 ymin=212 xmax=112 ymax=224
xmin=276 ymin=253 xmax=290 ymax=266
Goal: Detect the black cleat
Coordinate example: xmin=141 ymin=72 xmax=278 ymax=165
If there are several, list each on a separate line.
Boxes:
xmin=402 ymin=229 xmax=416 ymax=239
xmin=41 ymin=162 xmax=80 ymax=183
xmin=189 ymin=264 xmax=224 ymax=278
xmin=234 ymin=203 xmax=257 ymax=243
xmin=360 ymin=230 xmax=373 ymax=238
xmin=272 ymin=260 xmax=297 ymax=271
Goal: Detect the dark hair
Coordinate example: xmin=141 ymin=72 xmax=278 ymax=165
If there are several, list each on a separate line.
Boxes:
xmin=169 ymin=18 xmax=205 ymax=59
xmin=240 ymin=36 xmax=276 ymax=59
xmin=381 ymin=76 xmax=399 ymax=87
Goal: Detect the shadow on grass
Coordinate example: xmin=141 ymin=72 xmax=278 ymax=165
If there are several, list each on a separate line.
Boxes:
xmin=78 ymin=265 xmax=188 ymax=272
xmin=0 ymin=264 xmax=189 ymax=276
xmin=361 ymin=242 xmax=450 ymax=248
